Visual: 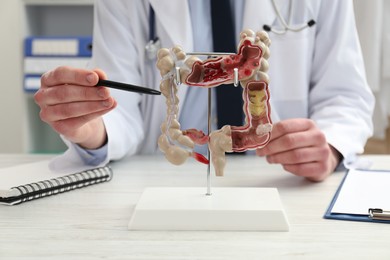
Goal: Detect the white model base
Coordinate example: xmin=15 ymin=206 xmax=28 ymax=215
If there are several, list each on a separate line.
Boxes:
xmin=128 ymin=187 xmax=289 ymax=231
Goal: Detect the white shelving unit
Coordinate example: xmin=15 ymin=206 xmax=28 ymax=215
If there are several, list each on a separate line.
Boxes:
xmin=0 ymin=0 xmax=94 ymax=153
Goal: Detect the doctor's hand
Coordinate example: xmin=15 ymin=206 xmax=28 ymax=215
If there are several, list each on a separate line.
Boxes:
xmin=256 ymin=119 xmax=342 ymax=182
xmin=34 ymin=66 xmax=117 ymax=149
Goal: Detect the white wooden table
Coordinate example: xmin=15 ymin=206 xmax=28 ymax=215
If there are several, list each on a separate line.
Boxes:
xmin=0 ymin=154 xmax=389 ymax=259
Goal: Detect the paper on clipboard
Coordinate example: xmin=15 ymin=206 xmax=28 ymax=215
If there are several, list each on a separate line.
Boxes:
xmin=331 ymin=169 xmax=390 ymax=215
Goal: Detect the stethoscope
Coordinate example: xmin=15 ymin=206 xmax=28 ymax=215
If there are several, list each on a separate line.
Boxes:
xmin=263 ymin=0 xmax=316 ymax=34
xmin=144 ymin=6 xmax=161 ymax=61
xmin=145 ymin=0 xmax=316 ymax=60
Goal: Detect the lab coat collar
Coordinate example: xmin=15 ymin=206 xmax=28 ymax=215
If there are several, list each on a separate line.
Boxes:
xmin=149 ymin=0 xmax=285 ymax=50
xmin=149 ymin=0 xmax=193 ymax=114
xmin=149 ymin=0 xmax=285 ymax=53
xmin=149 ymin=0 xmax=193 ymax=52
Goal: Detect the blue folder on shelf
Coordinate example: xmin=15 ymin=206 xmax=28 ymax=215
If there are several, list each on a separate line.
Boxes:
xmin=24 ymin=36 xmax=92 ymax=57
xmin=23 ymin=36 xmax=92 ymax=92
xmin=324 ymin=168 xmax=390 ymax=224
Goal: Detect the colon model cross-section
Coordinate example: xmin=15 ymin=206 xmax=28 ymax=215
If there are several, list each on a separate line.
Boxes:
xmin=156 ymin=29 xmax=272 ymax=176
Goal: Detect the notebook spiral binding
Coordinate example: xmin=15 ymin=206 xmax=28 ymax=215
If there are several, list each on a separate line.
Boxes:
xmin=8 ymin=166 xmax=113 ymax=205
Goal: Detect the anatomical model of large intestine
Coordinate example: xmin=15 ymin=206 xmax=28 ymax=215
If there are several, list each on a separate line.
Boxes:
xmin=157 ymin=29 xmax=272 ymax=176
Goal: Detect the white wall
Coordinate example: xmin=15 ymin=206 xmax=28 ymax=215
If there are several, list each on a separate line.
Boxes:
xmin=354 ymin=0 xmax=390 ymax=139
xmin=0 ymin=0 xmax=25 ymax=153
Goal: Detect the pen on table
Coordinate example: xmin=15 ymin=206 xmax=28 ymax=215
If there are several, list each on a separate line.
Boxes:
xmin=95 ymin=79 xmax=161 ymax=95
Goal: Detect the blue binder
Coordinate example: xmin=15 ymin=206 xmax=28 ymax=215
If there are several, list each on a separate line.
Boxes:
xmin=24 ymin=36 xmax=92 ymax=57
xmin=23 ymin=36 xmax=92 ymax=92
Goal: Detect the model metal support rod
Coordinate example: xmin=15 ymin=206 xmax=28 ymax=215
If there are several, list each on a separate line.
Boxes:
xmin=206 ymin=88 xmax=212 ymax=196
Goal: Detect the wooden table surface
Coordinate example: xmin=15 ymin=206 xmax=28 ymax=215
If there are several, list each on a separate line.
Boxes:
xmin=0 ymin=154 xmax=389 ymax=259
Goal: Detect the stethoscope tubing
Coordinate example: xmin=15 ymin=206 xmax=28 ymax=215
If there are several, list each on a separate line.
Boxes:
xmin=264 ymin=0 xmax=315 ymax=35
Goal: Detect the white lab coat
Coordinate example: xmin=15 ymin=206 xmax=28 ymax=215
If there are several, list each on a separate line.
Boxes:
xmin=51 ymin=0 xmax=374 ymax=172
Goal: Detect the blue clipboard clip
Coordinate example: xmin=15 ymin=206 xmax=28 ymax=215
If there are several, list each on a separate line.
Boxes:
xmin=368 ymin=208 xmax=390 ymax=221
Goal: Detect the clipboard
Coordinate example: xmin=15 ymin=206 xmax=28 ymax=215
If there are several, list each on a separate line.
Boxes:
xmin=324 ymin=168 xmax=390 ymax=223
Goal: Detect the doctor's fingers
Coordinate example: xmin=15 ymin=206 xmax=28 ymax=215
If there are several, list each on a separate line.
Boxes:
xmin=39 ymin=98 xmax=116 ymax=123
xmin=282 ymin=161 xmax=332 ymax=182
xmin=268 ymin=118 xmax=317 ymax=140
xmin=265 ymin=144 xmax=331 ymax=166
xmin=50 ymin=109 xmax=113 ymax=140
xmin=41 ymin=66 xmax=99 ymax=88
xmin=256 ymin=126 xmax=327 ymax=156
xmin=34 ymin=84 xmax=111 ymax=106
xmin=265 ymin=145 xmax=333 ymax=181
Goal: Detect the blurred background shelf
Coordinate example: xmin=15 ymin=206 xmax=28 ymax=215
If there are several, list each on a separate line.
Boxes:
xmin=0 ymin=0 xmax=93 ymax=153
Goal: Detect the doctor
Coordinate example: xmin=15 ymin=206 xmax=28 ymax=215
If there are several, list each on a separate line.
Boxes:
xmin=34 ymin=0 xmax=374 ymax=182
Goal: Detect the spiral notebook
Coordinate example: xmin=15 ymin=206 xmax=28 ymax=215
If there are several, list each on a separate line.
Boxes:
xmin=0 ymin=160 xmax=113 ymax=205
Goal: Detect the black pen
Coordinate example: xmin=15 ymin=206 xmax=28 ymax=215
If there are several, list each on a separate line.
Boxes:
xmin=95 ymin=79 xmax=161 ymax=95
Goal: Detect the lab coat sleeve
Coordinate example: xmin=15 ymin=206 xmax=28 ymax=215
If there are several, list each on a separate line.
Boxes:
xmin=91 ymin=0 xmax=147 ymax=161
xmin=309 ymin=0 xmax=375 ymax=161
